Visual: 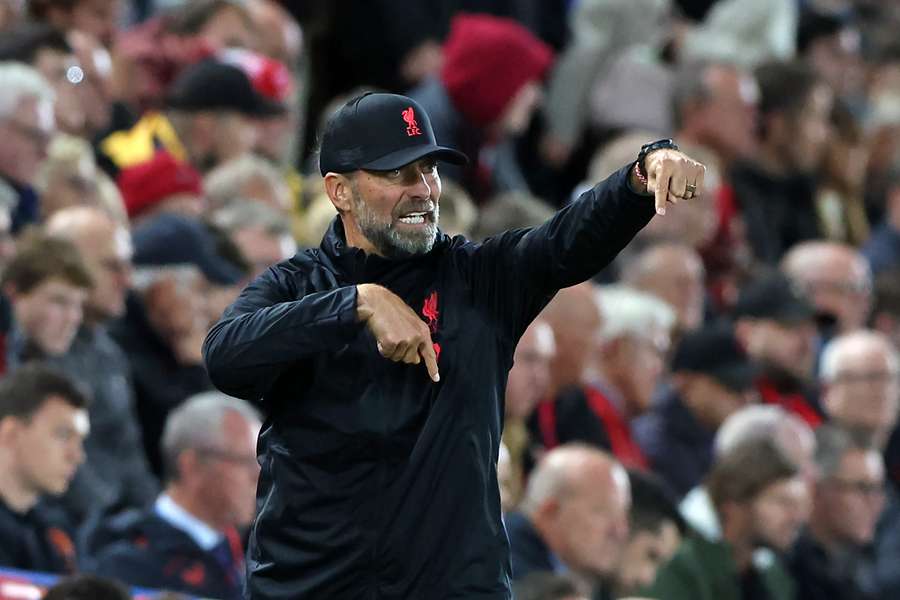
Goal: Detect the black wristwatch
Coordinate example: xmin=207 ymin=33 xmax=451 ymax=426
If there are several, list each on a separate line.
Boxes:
xmin=636 ymin=138 xmax=678 ymax=178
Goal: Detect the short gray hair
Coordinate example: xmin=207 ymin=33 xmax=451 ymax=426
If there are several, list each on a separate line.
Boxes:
xmin=161 ymin=390 xmax=261 ymax=481
xmin=131 ymin=264 xmax=201 ymax=294
xmin=210 ymin=198 xmax=291 ymax=237
xmin=595 ymin=284 xmax=676 ymax=343
xmin=519 ymin=443 xmax=626 ymax=517
xmin=815 ymin=424 xmax=875 ymax=480
xmin=204 ymin=154 xmax=290 ymax=211
xmin=0 ymin=62 xmax=54 ymax=120
xmin=819 ymin=329 xmax=900 ymax=383
xmin=715 ymin=405 xmax=787 ymax=458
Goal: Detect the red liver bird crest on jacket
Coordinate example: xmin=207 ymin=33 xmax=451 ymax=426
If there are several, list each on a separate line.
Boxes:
xmin=422 ymin=290 xmax=441 ymax=361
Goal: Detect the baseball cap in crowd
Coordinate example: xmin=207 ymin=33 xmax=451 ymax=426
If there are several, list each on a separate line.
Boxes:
xmin=671 ymin=324 xmax=758 ymax=392
xmin=318 ymin=92 xmax=468 ymax=176
xmin=165 ymin=59 xmax=284 ymax=117
xmin=217 ymin=47 xmax=293 ymax=107
xmin=132 ymin=213 xmax=245 ymax=285
xmin=732 ymin=272 xmax=816 ymax=324
xmin=117 ymin=152 xmax=203 ymax=219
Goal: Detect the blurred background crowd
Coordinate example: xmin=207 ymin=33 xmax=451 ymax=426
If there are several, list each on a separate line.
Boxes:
xmin=0 ymin=0 xmax=899 ymax=599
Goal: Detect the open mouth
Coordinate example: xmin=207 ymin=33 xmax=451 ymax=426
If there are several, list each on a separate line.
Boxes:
xmin=397 ymin=211 xmax=433 ymax=225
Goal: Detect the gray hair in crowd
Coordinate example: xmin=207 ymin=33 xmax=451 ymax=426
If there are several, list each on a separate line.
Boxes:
xmin=814 ymin=424 xmax=876 ymax=480
xmin=473 ymin=191 xmax=555 ymax=240
xmin=161 ymin=390 xmax=261 ymax=481
xmin=0 ymin=61 xmax=54 ymax=119
xmin=819 ymin=329 xmax=899 ymax=383
xmin=595 ymin=284 xmax=676 ymax=343
xmin=210 ymin=198 xmax=291 ymax=237
xmin=716 ymin=404 xmax=786 ymax=457
xmin=131 ymin=264 xmax=201 ymax=294
xmin=519 ymin=443 xmax=626 ymax=517
xmin=204 ymin=154 xmax=290 ymax=211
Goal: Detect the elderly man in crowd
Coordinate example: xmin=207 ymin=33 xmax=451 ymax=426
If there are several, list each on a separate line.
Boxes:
xmin=782 ymin=241 xmax=872 ymax=341
xmin=0 ymin=62 xmax=56 ymax=232
xmin=111 ymin=213 xmax=247 ymax=476
xmin=506 ymin=444 xmax=630 ymax=600
xmin=539 ymin=285 xmax=674 ymax=470
xmin=503 ymin=317 xmax=556 ymax=509
xmin=819 ymin=330 xmax=899 ymax=450
xmin=622 ymin=242 xmax=706 ymax=336
xmin=88 ymin=391 xmax=261 ymax=600
xmin=790 ymin=425 xmax=885 ymax=600
xmin=210 ymin=199 xmax=296 ymax=280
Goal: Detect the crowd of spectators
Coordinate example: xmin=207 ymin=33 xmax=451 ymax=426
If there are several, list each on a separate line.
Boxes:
xmin=0 ymin=0 xmax=899 ymax=599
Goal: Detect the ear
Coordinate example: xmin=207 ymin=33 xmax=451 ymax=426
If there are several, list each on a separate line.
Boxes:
xmin=0 ymin=416 xmax=22 ymax=448
xmin=603 ymin=337 xmax=624 ymax=359
xmin=324 ymin=173 xmax=354 ymax=213
xmin=872 ymin=313 xmax=898 ymax=340
xmin=764 ymin=111 xmax=789 ymax=143
xmin=671 ymin=372 xmax=691 ymax=393
xmin=190 ymin=113 xmax=216 ymax=148
xmin=733 ymin=319 xmax=757 ymax=352
xmin=719 ymin=499 xmax=748 ymax=530
xmin=2 ymin=283 xmax=18 ymax=302
xmin=534 ymin=497 xmax=561 ymax=526
xmin=177 ymin=448 xmax=199 ymax=479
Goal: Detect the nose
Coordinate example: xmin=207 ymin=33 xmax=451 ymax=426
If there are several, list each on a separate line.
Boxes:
xmin=409 ymin=170 xmax=432 ymax=200
xmin=70 ymin=438 xmax=85 ymax=467
xmin=68 ymin=302 xmax=83 ymax=328
xmin=613 ymin=513 xmax=630 ymax=544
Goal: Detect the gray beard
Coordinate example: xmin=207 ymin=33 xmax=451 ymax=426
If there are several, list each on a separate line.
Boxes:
xmin=352 ymin=187 xmax=439 ymax=258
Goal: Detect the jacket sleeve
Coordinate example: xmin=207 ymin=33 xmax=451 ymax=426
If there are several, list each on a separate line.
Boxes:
xmin=202 ymin=266 xmax=364 ymax=402
xmin=643 ymin=551 xmax=706 ymax=600
xmin=465 ymin=163 xmax=655 ymax=338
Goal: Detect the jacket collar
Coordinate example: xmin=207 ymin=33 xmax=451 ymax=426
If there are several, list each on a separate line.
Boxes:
xmin=318 ymin=217 xmax=450 ymax=282
xmin=661 ymin=387 xmax=717 ymax=445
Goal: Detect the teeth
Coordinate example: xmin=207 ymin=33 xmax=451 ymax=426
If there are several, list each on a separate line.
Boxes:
xmin=399 ymin=215 xmax=425 ymax=224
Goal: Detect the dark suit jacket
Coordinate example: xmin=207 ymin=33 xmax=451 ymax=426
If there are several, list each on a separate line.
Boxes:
xmin=505 ymin=511 xmax=557 ymax=581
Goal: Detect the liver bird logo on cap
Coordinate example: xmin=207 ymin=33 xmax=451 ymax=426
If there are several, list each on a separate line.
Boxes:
xmin=402 ymin=106 xmax=422 ymax=136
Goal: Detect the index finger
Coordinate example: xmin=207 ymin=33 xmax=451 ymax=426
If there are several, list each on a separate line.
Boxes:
xmin=653 ymin=168 xmax=671 ymax=216
xmin=419 ymin=340 xmax=440 ymax=383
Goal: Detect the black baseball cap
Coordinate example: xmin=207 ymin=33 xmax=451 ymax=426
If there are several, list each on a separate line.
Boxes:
xmin=733 ymin=272 xmax=816 ymax=325
xmin=318 ymin=92 xmax=468 ymax=176
xmin=132 ymin=213 xmax=246 ymax=286
xmin=165 ymin=59 xmax=284 ymax=117
xmin=671 ymin=324 xmax=758 ymax=392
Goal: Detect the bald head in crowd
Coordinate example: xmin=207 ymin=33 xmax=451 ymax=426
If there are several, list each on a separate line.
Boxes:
xmin=246 ymin=0 xmax=302 ymax=68
xmin=520 ymin=445 xmax=630 ymax=582
xmin=506 ymin=319 xmax=556 ymax=421
xmin=623 ymin=242 xmax=705 ymax=334
xmin=782 ymin=241 xmax=872 ymax=334
xmin=820 ymin=330 xmax=900 ymax=449
xmin=46 ymin=206 xmax=132 ymax=324
xmin=540 ymin=283 xmax=602 ymax=397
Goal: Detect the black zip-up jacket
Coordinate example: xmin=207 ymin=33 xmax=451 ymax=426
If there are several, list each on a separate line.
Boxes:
xmin=202 ymin=165 xmax=655 ymax=599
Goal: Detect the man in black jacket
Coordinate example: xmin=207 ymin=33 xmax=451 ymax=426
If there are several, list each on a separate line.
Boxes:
xmin=203 ymin=92 xmax=705 ymax=599
xmin=0 ymin=364 xmax=89 ymax=574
